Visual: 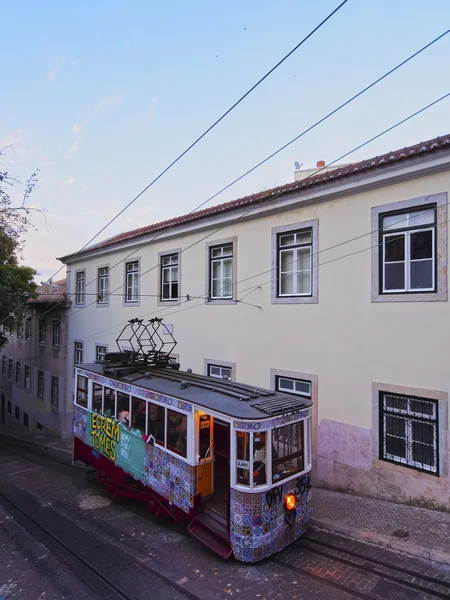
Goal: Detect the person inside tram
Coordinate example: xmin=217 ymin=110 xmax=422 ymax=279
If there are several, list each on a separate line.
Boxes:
xmin=147 ymin=403 xmax=164 ymax=444
xmin=167 ymin=411 xmax=187 ymax=456
xmin=118 ymin=399 xmax=130 ymax=426
xmin=132 ymin=400 xmax=146 ymax=434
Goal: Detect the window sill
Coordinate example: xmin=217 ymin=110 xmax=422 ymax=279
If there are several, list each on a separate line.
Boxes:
xmin=205 ymin=298 xmax=236 ymax=306
xmin=157 ymin=298 xmax=181 ymax=307
xmin=373 ymin=457 xmax=442 ymax=479
xmin=372 ymin=290 xmax=447 ymax=303
xmin=271 ymin=295 xmax=318 ymax=305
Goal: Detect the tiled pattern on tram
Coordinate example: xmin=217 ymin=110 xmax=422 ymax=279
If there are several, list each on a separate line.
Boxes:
xmin=230 ymin=475 xmax=311 ymax=562
xmin=144 ymin=443 xmax=196 ymax=513
xmin=74 ymin=404 xmax=87 ymax=439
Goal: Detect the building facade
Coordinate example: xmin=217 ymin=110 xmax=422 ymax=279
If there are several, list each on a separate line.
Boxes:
xmin=0 ymin=281 xmax=71 ymax=439
xmin=60 ymin=134 xmax=450 ymax=509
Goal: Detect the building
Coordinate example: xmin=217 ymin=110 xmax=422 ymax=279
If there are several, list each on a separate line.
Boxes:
xmin=0 ymin=280 xmax=71 ymax=438
xmin=59 ymin=133 xmax=450 ymax=509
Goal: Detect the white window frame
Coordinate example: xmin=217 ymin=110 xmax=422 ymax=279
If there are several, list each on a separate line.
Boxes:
xmin=271 ymin=220 xmax=319 ymax=305
xmin=37 ymin=371 xmax=44 ymax=400
xmin=276 ymin=375 xmax=312 ymax=398
xmin=371 ymin=193 xmax=447 ymax=303
xmin=75 ymin=271 xmax=86 ymax=305
xmin=97 ymin=266 xmax=109 ymax=305
xmin=210 ymin=244 xmax=233 ymax=300
xmin=278 ymin=229 xmax=312 ymax=297
xmin=52 ymin=320 xmax=60 ymax=347
xmin=51 ymin=376 xmax=59 ymax=408
xmin=208 ymin=364 xmax=232 ymax=380
xmin=125 ymin=260 xmax=139 ymax=304
xmin=205 ymin=237 xmax=237 ymax=305
xmin=160 ymin=253 xmax=179 ymax=302
xmin=74 ymin=341 xmax=83 ymax=365
xmin=381 ymin=208 xmax=436 ymax=293
xmin=96 ymin=345 xmax=107 ymax=363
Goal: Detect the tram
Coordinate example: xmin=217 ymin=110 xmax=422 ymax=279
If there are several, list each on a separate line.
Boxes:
xmin=73 ymin=318 xmax=312 ymax=562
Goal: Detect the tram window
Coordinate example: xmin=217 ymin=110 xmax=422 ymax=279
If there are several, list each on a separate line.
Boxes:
xmin=117 ymin=392 xmax=130 ymax=426
xmin=253 ymin=431 xmax=267 ymax=487
xmin=131 ymin=396 xmax=147 ymax=434
xmin=236 ymin=431 xmax=250 ymax=486
xmin=147 ymin=403 xmax=165 ymax=445
xmin=92 ymin=383 xmax=103 ymax=413
xmin=167 ymin=410 xmax=187 ymax=458
xmin=104 ymin=387 xmax=115 ymax=417
xmin=76 ymin=376 xmax=88 ymax=408
xmin=272 ymin=421 xmax=304 ymax=483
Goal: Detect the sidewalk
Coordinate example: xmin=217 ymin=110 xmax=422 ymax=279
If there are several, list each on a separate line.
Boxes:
xmin=2 ymin=427 xmax=450 ymax=565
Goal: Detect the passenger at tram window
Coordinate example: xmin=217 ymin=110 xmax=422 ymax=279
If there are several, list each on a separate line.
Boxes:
xmin=131 ymin=397 xmax=146 ymax=434
xmin=147 ymin=403 xmax=165 ymax=445
xmin=92 ymin=383 xmax=103 ymax=413
xmin=117 ymin=396 xmax=130 ymax=426
xmin=103 ymin=387 xmax=115 ymax=417
xmin=167 ymin=410 xmax=187 ymax=457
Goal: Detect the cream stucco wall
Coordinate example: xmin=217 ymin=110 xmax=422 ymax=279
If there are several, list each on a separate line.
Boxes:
xmin=63 ymin=162 xmax=450 ymax=507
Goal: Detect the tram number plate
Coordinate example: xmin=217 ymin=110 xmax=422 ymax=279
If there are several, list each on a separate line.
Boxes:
xmin=237 ymin=460 xmax=250 ymax=470
xmin=200 ymin=420 xmax=210 ymax=429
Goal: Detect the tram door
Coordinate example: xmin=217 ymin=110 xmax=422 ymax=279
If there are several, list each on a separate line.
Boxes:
xmin=196 ymin=413 xmax=214 ymax=498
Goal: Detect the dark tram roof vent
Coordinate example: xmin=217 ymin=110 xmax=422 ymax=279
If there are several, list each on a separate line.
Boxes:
xmin=180 ymin=380 xmax=189 ymax=389
xmin=187 ymin=368 xmax=192 ymax=373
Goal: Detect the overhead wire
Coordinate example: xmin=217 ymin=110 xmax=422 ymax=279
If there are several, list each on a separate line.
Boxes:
xmin=1 ymin=0 xmax=349 ymax=326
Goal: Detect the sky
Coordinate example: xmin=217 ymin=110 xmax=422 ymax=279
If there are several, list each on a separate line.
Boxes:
xmin=2 ymin=0 xmax=450 ymax=281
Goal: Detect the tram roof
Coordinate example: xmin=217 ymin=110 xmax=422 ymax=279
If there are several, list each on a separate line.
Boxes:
xmin=80 ymin=363 xmax=312 ymax=420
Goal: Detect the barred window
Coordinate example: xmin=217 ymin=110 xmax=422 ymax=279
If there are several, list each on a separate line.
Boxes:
xmin=380 ymin=392 xmax=438 ymax=475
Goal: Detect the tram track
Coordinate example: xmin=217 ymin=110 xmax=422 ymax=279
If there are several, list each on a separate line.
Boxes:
xmin=0 ymin=470 xmax=202 ymax=600
xmin=272 ymin=533 xmax=450 ymax=599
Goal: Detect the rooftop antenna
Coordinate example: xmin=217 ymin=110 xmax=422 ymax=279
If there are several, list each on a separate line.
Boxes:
xmin=294 ymin=161 xmax=302 ymax=170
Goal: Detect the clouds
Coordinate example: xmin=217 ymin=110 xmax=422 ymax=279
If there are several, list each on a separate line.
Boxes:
xmin=47 ymin=56 xmax=66 ymax=81
xmin=53 ymin=176 xmax=76 ymax=187
xmin=71 ymin=124 xmax=82 ymax=136
xmin=94 ymin=92 xmax=126 ymax=113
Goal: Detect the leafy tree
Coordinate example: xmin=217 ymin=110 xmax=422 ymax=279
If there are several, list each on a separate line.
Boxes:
xmin=0 ymin=147 xmax=40 ymax=349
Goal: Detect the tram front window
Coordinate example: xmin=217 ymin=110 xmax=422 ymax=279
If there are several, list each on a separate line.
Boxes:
xmin=76 ymin=376 xmax=88 ymax=409
xmin=236 ymin=432 xmax=250 ymax=486
xmin=131 ymin=396 xmax=146 ymax=434
xmin=272 ymin=421 xmax=304 ymax=482
xmin=253 ymin=432 xmax=267 ymax=487
xmin=167 ymin=409 xmax=187 ymax=457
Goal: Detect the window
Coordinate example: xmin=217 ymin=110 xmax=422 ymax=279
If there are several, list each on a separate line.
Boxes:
xmin=37 ymin=371 xmax=44 ymax=399
xmin=51 ymin=376 xmax=59 ymax=408
xmin=24 ymin=365 xmax=30 ymax=389
xmin=8 ymin=359 xmax=12 ymax=380
xmin=125 ymin=261 xmax=139 ymax=303
xmin=277 ymin=229 xmax=312 ymax=297
xmin=7 ymin=400 xmax=11 ymax=414
xmin=25 ymin=318 xmax=31 ymax=341
xmin=52 ymin=321 xmax=60 ymax=347
xmin=15 ymin=361 xmax=20 ymax=385
xmin=208 ymin=364 xmax=232 ymax=380
xmin=39 ymin=319 xmax=45 ymax=344
xmin=2 ymin=356 xmax=5 ymax=376
xmin=17 ymin=321 xmax=23 ymax=338
xmin=209 ymin=244 xmax=233 ymax=299
xmin=15 ymin=406 xmax=20 ymax=420
xmin=75 ymin=271 xmax=85 ymax=305
xmin=23 ymin=412 xmax=28 ymax=428
xmin=97 ymin=267 xmax=109 ymax=304
xmin=236 ymin=431 xmax=268 ymax=488
xmin=96 ymin=345 xmax=107 ymax=363
xmin=147 ymin=403 xmax=165 ymax=445
xmin=74 ymin=342 xmax=83 ymax=365
xmin=276 ymin=376 xmax=311 ymax=398
xmin=131 ymin=396 xmax=147 ymax=435
xmin=76 ymin=375 xmax=88 ymax=408
xmin=380 ymin=392 xmax=438 ymax=475
xmin=160 ymin=254 xmax=179 ymax=301
xmin=166 ymin=409 xmax=187 ymax=457
xmin=380 ymin=207 xmax=436 ymax=293
xmin=272 ymin=421 xmax=305 ymax=483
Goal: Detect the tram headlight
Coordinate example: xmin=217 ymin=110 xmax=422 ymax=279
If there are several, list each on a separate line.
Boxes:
xmin=284 ymin=493 xmax=297 ymax=511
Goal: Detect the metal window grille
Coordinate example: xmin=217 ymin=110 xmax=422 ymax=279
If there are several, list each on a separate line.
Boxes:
xmin=74 ymin=342 xmax=83 ymax=365
xmin=98 ymin=267 xmax=109 ymax=304
xmin=51 ymin=376 xmax=59 ymax=408
xmin=380 ymin=206 xmax=436 ymax=294
xmin=125 ymin=261 xmax=139 ymax=302
xmin=277 ymin=229 xmax=312 ymax=297
xmin=210 ymin=244 xmax=233 ymax=299
xmin=161 ymin=254 xmax=179 ymax=301
xmin=379 ymin=391 xmax=439 ymax=475
xmin=76 ymin=271 xmax=85 ymax=304
xmin=52 ymin=321 xmax=60 ymax=347
xmin=39 ymin=320 xmax=45 ymax=344
xmin=37 ymin=371 xmax=44 ymax=399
